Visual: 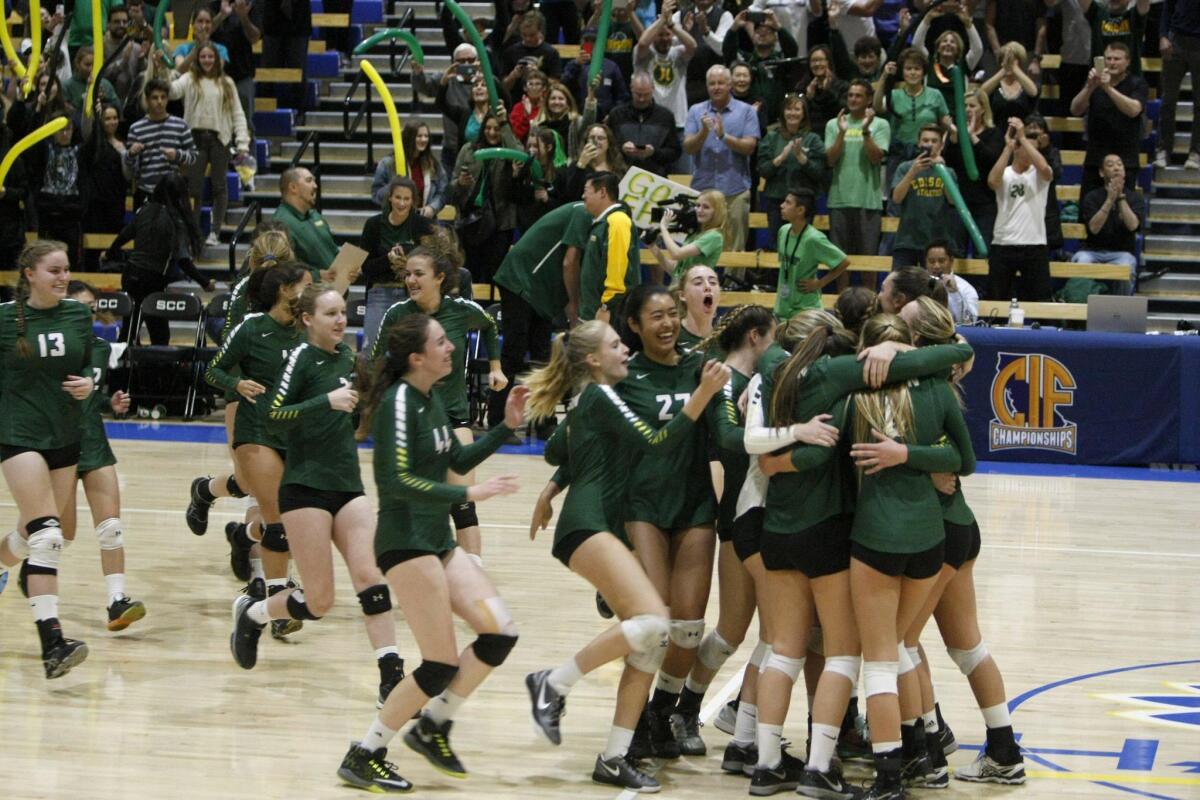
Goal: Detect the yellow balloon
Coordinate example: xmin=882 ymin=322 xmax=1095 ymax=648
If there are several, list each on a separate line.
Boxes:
xmin=22 ymin=0 xmax=41 ymax=97
xmin=85 ymin=0 xmax=104 ymax=118
xmin=358 ymin=59 xmax=406 ymax=177
xmin=0 ymin=6 xmax=28 ymax=79
xmin=0 ymin=117 xmax=68 ymax=189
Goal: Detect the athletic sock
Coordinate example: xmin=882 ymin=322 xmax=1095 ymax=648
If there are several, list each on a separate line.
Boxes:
xmin=374 ymin=646 xmax=400 ymax=661
xmin=981 ymin=701 xmax=1011 ymax=729
xmin=362 ymin=717 xmax=398 ymax=751
xmin=424 ymin=690 xmax=466 ymax=724
xmin=30 ymin=595 xmax=61 ymax=650
xmin=922 ymin=709 xmax=938 ymax=733
xmin=246 ymin=599 xmax=270 ymax=625
xmin=732 ymin=700 xmax=758 ymax=746
xmin=676 ymin=684 xmax=704 ymax=716
xmin=808 ymin=722 xmax=840 ymax=772
xmin=233 ymin=523 xmax=259 ymax=549
xmin=249 ymin=557 xmax=264 ymax=581
xmin=547 ymin=656 xmax=584 ymax=695
xmin=266 ymin=578 xmax=287 ymax=595
xmin=603 ymin=725 xmax=635 ymax=760
xmin=105 ymin=573 xmax=126 ymax=605
xmin=650 ymin=672 xmax=684 ymax=712
xmin=756 ymin=722 xmax=783 ymax=769
xmin=196 ymin=478 xmax=217 ymax=503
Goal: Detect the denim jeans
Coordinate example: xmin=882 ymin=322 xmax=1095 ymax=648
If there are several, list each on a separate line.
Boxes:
xmin=1071 ymin=249 xmax=1138 ymax=295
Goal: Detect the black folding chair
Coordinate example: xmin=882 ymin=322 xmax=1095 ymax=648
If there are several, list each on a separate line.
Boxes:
xmin=466 ymin=302 xmax=502 ymax=429
xmin=346 ymin=292 xmax=368 ymax=351
xmin=127 ymin=292 xmax=208 ymax=420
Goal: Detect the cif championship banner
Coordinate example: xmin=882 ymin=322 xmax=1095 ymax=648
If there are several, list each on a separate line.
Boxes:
xmin=619 ymin=167 xmax=699 ymax=230
xmin=958 ymin=328 xmax=1185 ymax=465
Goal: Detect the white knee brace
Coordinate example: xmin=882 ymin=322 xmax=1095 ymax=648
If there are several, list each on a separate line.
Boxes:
xmin=749 ymin=640 xmax=771 ymax=669
xmin=27 ymin=520 xmax=64 ymax=570
xmin=906 ymin=645 xmax=921 ymax=668
xmin=824 ymin=655 xmax=862 ymax=682
xmin=96 ymin=518 xmax=124 ymax=551
xmin=763 ymin=653 xmax=805 ymax=683
xmin=808 ymin=625 xmax=824 ymax=656
xmin=623 ymin=615 xmax=669 ymax=673
xmin=698 ymin=629 xmax=737 ymax=671
xmin=863 ymin=661 xmax=899 ymax=698
xmin=4 ymin=530 xmax=30 ymax=559
xmin=948 ymin=641 xmax=989 ymax=676
xmin=898 ymin=643 xmax=916 ymax=675
xmin=669 ymin=618 xmax=705 ymax=649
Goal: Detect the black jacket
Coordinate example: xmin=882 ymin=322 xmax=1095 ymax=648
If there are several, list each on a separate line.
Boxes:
xmin=606 ymin=101 xmax=681 ymax=176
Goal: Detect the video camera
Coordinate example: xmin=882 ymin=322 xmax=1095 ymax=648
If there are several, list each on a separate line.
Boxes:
xmin=644 ymin=194 xmax=701 ymax=245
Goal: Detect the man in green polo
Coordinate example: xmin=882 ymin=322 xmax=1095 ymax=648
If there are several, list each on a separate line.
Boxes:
xmin=272 ymin=167 xmax=339 ymax=270
xmin=577 ymin=172 xmax=640 ymax=322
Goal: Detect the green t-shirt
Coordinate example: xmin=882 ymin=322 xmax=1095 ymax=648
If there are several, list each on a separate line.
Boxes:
xmin=889 ymin=87 xmax=949 ymax=145
xmin=892 ymin=162 xmax=956 ymax=252
xmin=774 ymin=223 xmax=846 ymax=320
xmin=273 ymin=202 xmax=340 ymax=270
xmin=1088 ymin=4 xmax=1145 ymax=73
xmin=825 ymin=115 xmax=891 ymax=210
xmin=493 ymin=201 xmax=591 ymax=322
xmin=69 ymin=0 xmax=114 ymax=47
xmin=673 ymin=228 xmax=725 ymax=281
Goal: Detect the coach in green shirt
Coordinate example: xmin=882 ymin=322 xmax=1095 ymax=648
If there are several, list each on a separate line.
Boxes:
xmin=272 ymin=167 xmax=339 ymax=270
xmin=577 ymin=173 xmax=640 ymax=322
xmin=774 ymin=189 xmax=850 ymax=320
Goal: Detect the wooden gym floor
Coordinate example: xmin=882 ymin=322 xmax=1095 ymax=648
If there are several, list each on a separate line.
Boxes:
xmin=1 ymin=434 xmax=1198 ymax=800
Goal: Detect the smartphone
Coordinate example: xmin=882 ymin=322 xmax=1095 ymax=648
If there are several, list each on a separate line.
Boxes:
xmin=1093 ymin=55 xmax=1106 ymax=72
xmin=748 ymin=10 xmax=768 ymax=24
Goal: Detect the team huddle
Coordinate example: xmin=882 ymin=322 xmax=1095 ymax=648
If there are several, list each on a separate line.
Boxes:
xmin=1 ymin=233 xmax=1023 ymax=800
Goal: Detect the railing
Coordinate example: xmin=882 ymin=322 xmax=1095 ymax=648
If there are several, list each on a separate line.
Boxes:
xmin=341 ymin=7 xmax=417 ymax=172
xmin=227 ymin=202 xmax=262 ymax=278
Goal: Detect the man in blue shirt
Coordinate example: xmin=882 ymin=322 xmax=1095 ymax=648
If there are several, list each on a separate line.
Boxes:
xmin=683 ymin=64 xmax=761 ymax=250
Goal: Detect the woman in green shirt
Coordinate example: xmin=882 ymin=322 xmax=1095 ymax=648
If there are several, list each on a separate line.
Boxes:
xmin=877 ymin=47 xmax=953 ymax=187
xmin=649 ymin=189 xmax=727 ymax=282
xmin=758 ymin=94 xmax=828 ymax=250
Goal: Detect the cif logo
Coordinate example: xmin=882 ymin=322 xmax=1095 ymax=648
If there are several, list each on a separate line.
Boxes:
xmin=155 ymin=299 xmax=189 ymax=312
xmin=988 ymin=352 xmax=1077 ymax=455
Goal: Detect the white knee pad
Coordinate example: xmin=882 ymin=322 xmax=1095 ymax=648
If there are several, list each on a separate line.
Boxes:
xmin=622 ymin=614 xmax=669 ymax=654
xmin=749 ymin=640 xmax=771 ymax=669
xmin=906 ymin=645 xmax=921 ymax=669
xmin=763 ymin=653 xmax=805 ymax=683
xmin=669 ymin=618 xmax=704 ymax=649
xmin=4 ymin=530 xmax=30 ymax=559
xmin=947 ymin=641 xmax=989 ymax=676
xmin=898 ymin=643 xmax=916 ymax=675
xmin=824 ymin=655 xmax=862 ymax=682
xmin=863 ymin=661 xmax=899 ymax=698
xmin=698 ymin=629 xmax=737 ymax=671
xmin=27 ymin=521 xmax=64 ymax=570
xmin=96 ymin=518 xmax=124 ymax=551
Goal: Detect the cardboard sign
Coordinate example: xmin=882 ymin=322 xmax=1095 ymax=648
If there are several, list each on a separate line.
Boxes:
xmin=618 ymin=167 xmax=699 ymax=230
xmin=329 ymin=243 xmax=369 ymax=295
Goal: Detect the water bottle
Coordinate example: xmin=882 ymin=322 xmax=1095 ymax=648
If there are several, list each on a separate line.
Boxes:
xmin=1008 ymin=298 xmax=1024 ymax=328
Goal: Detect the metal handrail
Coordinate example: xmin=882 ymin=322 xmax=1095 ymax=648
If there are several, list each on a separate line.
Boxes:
xmin=227 ymin=201 xmax=262 ymax=278
xmin=342 ymin=7 xmax=417 ymax=172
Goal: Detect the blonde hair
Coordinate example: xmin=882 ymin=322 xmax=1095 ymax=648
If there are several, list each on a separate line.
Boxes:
xmin=906 ymin=296 xmax=956 ymax=346
xmin=14 ymin=240 xmax=69 ymax=358
xmin=770 ymin=310 xmax=857 ymax=425
xmin=851 ymin=314 xmax=915 ymax=451
xmin=248 ymin=230 xmax=293 ymax=272
xmin=998 ymin=41 xmax=1028 ymax=69
xmin=535 ymin=81 xmax=579 ymax=123
xmin=696 ymin=189 xmax=728 ymax=237
xmin=936 ymin=30 xmax=965 ymax=62
xmin=965 ymin=87 xmax=995 ymax=129
xmin=524 ymin=321 xmax=608 ymax=421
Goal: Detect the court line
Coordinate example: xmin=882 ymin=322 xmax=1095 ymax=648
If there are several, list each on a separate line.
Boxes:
xmin=1025 ymin=772 xmax=1200 ymax=786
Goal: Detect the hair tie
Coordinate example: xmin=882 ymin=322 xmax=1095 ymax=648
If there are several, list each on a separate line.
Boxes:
xmin=262 ymin=254 xmax=278 ymax=266
xmin=561 ymin=331 xmax=570 ymax=346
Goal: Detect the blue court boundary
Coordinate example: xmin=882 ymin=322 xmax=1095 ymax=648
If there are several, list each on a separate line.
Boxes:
xmin=103 ymin=421 xmax=1200 ymax=482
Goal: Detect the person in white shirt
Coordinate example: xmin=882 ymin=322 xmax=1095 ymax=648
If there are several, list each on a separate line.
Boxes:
xmin=986 ymin=116 xmax=1053 ymax=300
xmin=925 ymin=239 xmax=979 ymax=322
xmin=635 ymin=0 xmax=697 ymax=129
xmin=749 ymin=0 xmax=823 ymax=57
xmin=672 ymin=0 xmax=735 ymax=105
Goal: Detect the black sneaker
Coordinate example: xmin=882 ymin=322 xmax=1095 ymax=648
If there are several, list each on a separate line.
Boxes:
xmin=403 ymin=715 xmax=466 ymax=778
xmin=919 ymin=731 xmax=949 ymax=788
xmin=42 ymin=637 xmax=88 ymax=679
xmin=526 ymin=669 xmax=566 ymax=745
xmin=900 ymin=751 xmax=933 ymax=787
xmin=186 ymin=476 xmax=214 ymax=535
xmin=837 ymin=721 xmax=872 ymax=762
xmin=595 ymin=591 xmax=614 ymax=619
xmin=243 ymin=577 xmax=266 ymax=600
xmin=591 ymin=753 xmax=660 ymax=793
xmin=933 ymin=722 xmax=957 ymax=756
xmin=337 ymin=742 xmax=414 ymax=793
xmin=106 ymin=596 xmax=146 ymax=632
xmin=377 ymin=654 xmax=405 ymax=708
xmin=226 ymin=522 xmax=251 ymax=582
xmin=861 ymin=779 xmax=905 ymax=800
xmin=720 ymin=740 xmax=755 ymax=775
xmin=749 ymin=750 xmax=806 ymax=795
xmin=952 ymin=750 xmax=1026 ymax=785
xmin=230 ymin=595 xmax=264 ymax=669
xmin=669 ymin=710 xmax=706 ymax=756
xmin=646 ymin=707 xmax=680 ymax=759
xmin=798 ymin=765 xmax=865 ymax=799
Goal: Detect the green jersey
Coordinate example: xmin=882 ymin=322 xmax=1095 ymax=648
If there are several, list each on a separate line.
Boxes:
xmin=775 ymin=223 xmax=847 ymax=320
xmin=0 ymin=299 xmax=94 ymax=450
xmin=206 ymin=313 xmax=307 ymax=450
xmin=580 ymin=205 xmax=640 ymax=321
xmin=892 ymin=163 xmax=957 ymax=252
xmin=615 ymin=350 xmax=717 ymax=529
xmin=219 ymin=275 xmax=252 ymax=403
xmin=757 ymin=342 xmax=791 ymax=399
xmin=850 ymin=377 xmax=975 ymax=553
xmin=370 ymin=296 xmax=500 ymax=422
xmin=266 ymin=341 xmax=363 ymax=493
xmin=545 ymin=382 xmax=697 ymax=550
xmin=763 ymin=343 xmax=973 ymax=536
xmin=494 ymin=202 xmax=592 ymax=322
xmin=673 ymin=228 xmax=725 ymax=281
xmin=705 ymin=367 xmax=751 ymax=535
xmin=373 ymin=380 xmax=512 ymax=556
xmin=79 ymin=337 xmax=118 ymax=474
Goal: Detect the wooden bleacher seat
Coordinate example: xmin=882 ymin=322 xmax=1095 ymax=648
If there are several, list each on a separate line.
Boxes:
xmin=256 ymin=68 xmax=304 ymax=83
xmin=312 ymin=13 xmax=351 ymax=27
xmin=1 ymin=271 xmax=123 ymax=290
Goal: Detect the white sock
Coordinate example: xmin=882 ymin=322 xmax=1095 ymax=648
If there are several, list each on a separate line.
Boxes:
xmin=105 ymin=573 xmax=126 ymax=605
xmin=250 ymin=557 xmax=264 ymax=581
xmin=30 ymin=594 xmax=58 ymax=621
xmin=266 ymin=578 xmax=287 ymax=592
xmin=246 ymin=599 xmax=270 ymax=625
xmin=547 ymin=656 xmax=584 ymax=695
xmin=732 ymin=701 xmax=758 ymax=746
xmin=684 ymin=673 xmax=710 ymax=694
xmin=756 ymin=722 xmax=783 ymax=768
xmin=375 ymin=646 xmax=400 ymax=660
xmin=922 ymin=709 xmax=938 ymax=732
xmin=361 ymin=717 xmax=398 ymax=751
xmin=981 ymin=702 xmax=1012 ymax=729
xmin=873 ymin=740 xmax=902 ymax=754
xmin=808 ymin=722 xmax=840 ymax=772
xmin=424 ymin=690 xmax=467 ymax=724
xmin=603 ymin=726 xmax=635 ymax=760
xmin=656 ymin=672 xmax=685 ymax=694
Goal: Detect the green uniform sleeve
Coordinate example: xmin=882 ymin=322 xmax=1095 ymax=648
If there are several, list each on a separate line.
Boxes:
xmin=550 ymin=466 xmax=571 ymax=488
xmin=369 ymin=305 xmax=399 ymax=361
xmin=221 ymin=282 xmax=246 ymax=344
xmin=447 ymin=420 xmax=513 ymax=474
xmin=266 ymin=346 xmax=329 ymax=430
xmin=939 ymin=381 xmax=976 ymax=476
xmin=788 ymin=396 xmax=847 ymax=470
xmin=821 ymin=342 xmax=974 ymax=399
xmin=206 ymin=317 xmax=251 ymax=392
xmin=544 ymin=423 xmax=569 ymax=466
xmin=593 ymin=384 xmax=695 ymax=453
xmin=380 ymin=389 xmax=468 ymax=504
xmin=704 ymin=380 xmax=745 ymax=454
xmin=905 ymin=439 xmax=962 ymax=473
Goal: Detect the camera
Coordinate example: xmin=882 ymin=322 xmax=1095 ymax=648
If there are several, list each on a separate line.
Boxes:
xmin=456 ymin=64 xmax=477 ymax=80
xmin=643 ymin=194 xmax=700 ymax=244
xmin=747 ymin=10 xmax=768 ymax=24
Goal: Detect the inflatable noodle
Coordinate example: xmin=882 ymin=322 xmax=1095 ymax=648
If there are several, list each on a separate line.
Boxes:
xmin=85 ymin=0 xmax=103 ymax=118
xmin=949 ymin=64 xmax=978 ymax=181
xmin=359 ymin=59 xmax=406 ymax=176
xmin=22 ymin=0 xmax=41 ymax=96
xmin=473 ymin=146 xmax=543 ymax=181
xmin=589 ymin=0 xmax=613 ymax=85
xmin=443 ymin=0 xmax=499 ymax=112
xmin=353 ymin=29 xmax=425 ymax=64
xmin=0 ymin=4 xmax=27 ymax=78
xmin=153 ymin=0 xmax=174 ymax=68
xmin=933 ymin=163 xmax=986 ymax=257
xmin=0 ymin=117 xmax=69 ymax=189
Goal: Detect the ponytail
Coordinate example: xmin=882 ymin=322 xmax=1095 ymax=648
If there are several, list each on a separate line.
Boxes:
xmin=695 ymin=304 xmax=773 ymax=357
xmin=769 ymin=310 xmax=856 ymax=426
xmin=525 ymin=320 xmax=608 ymax=421
xmin=850 ymin=313 xmax=916 ymax=457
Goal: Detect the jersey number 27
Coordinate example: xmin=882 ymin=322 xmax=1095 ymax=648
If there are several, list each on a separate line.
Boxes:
xmin=655 ymin=392 xmax=691 ymax=421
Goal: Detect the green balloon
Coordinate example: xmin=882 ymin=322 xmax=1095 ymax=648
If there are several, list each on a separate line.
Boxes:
xmin=444 ymin=0 xmax=500 ymax=112
xmin=589 ymin=0 xmax=613 ymax=85
xmin=949 ymin=65 xmax=979 ymax=181
xmin=933 ymin=163 xmax=987 ymax=257
xmin=472 ymin=146 xmax=543 ymax=181
xmin=353 ymin=29 xmax=425 ymax=64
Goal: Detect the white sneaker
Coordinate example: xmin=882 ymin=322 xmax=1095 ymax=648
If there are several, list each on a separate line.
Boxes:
xmin=953 ymin=751 xmax=1026 ymax=785
xmin=1154 ymin=149 xmax=1168 ymax=168
xmin=205 ymin=233 xmax=221 ymax=247
xmin=1186 ymin=152 xmax=1200 ymax=170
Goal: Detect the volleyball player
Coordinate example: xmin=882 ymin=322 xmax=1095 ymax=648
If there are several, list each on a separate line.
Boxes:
xmin=227 ymin=283 xmax=404 ymax=702
xmin=205 ymin=262 xmax=312 ymax=640
xmin=877 ymin=267 xmax=946 ymax=315
xmin=0 ymin=240 xmax=95 ymax=678
xmin=523 ymin=320 xmax=729 ymax=792
xmin=335 ymin=314 xmax=527 ymax=792
xmin=676 ymin=265 xmax=721 ymax=352
xmin=369 ymin=247 xmax=505 ymax=563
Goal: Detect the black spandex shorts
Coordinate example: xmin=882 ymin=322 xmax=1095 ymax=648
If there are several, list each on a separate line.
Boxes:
xmin=0 ymin=442 xmax=81 ymax=471
xmin=448 ymin=416 xmax=470 ymax=430
xmin=943 ymin=521 xmax=981 ymax=570
xmin=731 ymin=507 xmax=764 ymax=562
xmin=851 ymin=540 xmax=945 ymax=580
xmin=761 ymin=515 xmax=852 ymax=578
xmin=552 ymin=528 xmax=606 ymax=568
xmin=232 ymin=441 xmax=287 ymax=460
xmin=278 ymin=484 xmax=365 ymax=516
xmin=377 ymin=547 xmax=455 ymax=574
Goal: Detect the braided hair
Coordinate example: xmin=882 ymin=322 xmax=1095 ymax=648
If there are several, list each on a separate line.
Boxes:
xmin=692 ymin=304 xmax=774 ymax=356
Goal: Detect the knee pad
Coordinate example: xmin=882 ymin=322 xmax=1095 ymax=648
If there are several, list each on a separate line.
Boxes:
xmin=863 ymin=661 xmax=899 ymax=698
xmin=286 ymin=589 xmax=322 ymax=621
xmin=697 ymin=629 xmax=737 ymax=671
xmin=260 ymin=522 xmax=289 ymax=553
xmin=450 ymin=501 xmax=478 ymax=530
xmin=898 ymin=643 xmax=916 ymax=675
xmin=96 ymin=518 xmax=124 ymax=551
xmin=763 ymin=652 xmax=805 ymax=683
xmin=824 ymin=655 xmax=862 ymax=682
xmin=226 ymin=475 xmax=248 ymax=498
xmin=478 ymin=596 xmax=516 ymax=635
xmin=472 ymin=632 xmax=518 ymax=667
xmin=622 ymin=614 xmax=669 ymax=673
xmin=668 ymin=618 xmax=704 ymax=649
xmin=26 ymin=517 xmax=63 ymax=571
xmin=947 ymin=641 xmax=989 ymax=676
xmin=357 ymin=584 xmax=391 ymax=616
xmin=808 ymin=625 xmax=824 ymax=657
xmin=749 ymin=640 xmax=771 ymax=669
xmin=412 ymin=659 xmax=459 ymax=697
xmin=905 ymin=645 xmax=921 ymax=668
xmin=4 ymin=530 xmax=30 ymax=560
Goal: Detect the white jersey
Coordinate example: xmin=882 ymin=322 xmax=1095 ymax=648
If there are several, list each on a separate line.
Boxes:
xmin=993 ymin=164 xmax=1049 ymax=247
xmin=635 ymin=44 xmax=691 ymax=128
xmin=735 ymin=373 xmax=800 ymax=519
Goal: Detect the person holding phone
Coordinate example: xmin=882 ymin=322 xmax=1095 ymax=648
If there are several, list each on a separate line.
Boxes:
xmin=987 ymin=116 xmax=1053 ymax=301
xmin=1070 ymin=41 xmax=1148 ymax=198
xmin=890 ymin=124 xmax=957 ymax=268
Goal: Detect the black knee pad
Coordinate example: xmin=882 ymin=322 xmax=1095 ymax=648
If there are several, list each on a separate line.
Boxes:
xmin=472 ymin=633 xmax=518 ymax=667
xmin=450 ymin=501 xmax=478 ymax=530
xmin=23 ymin=561 xmax=56 ymax=578
xmin=412 ymin=659 xmax=459 ymax=697
xmin=226 ymin=475 xmax=248 ymax=498
xmin=285 ymin=589 xmax=322 ymax=621
xmin=357 ymin=583 xmax=391 ymax=616
xmin=260 ymin=522 xmax=289 ymax=553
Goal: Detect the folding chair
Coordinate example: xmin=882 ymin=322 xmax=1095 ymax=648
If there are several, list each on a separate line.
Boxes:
xmin=127 ymin=292 xmax=208 ymax=420
xmin=93 ymin=290 xmax=133 ymax=343
xmin=346 ymin=289 xmax=367 ymax=351
xmin=465 ymin=303 xmax=503 ymax=429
